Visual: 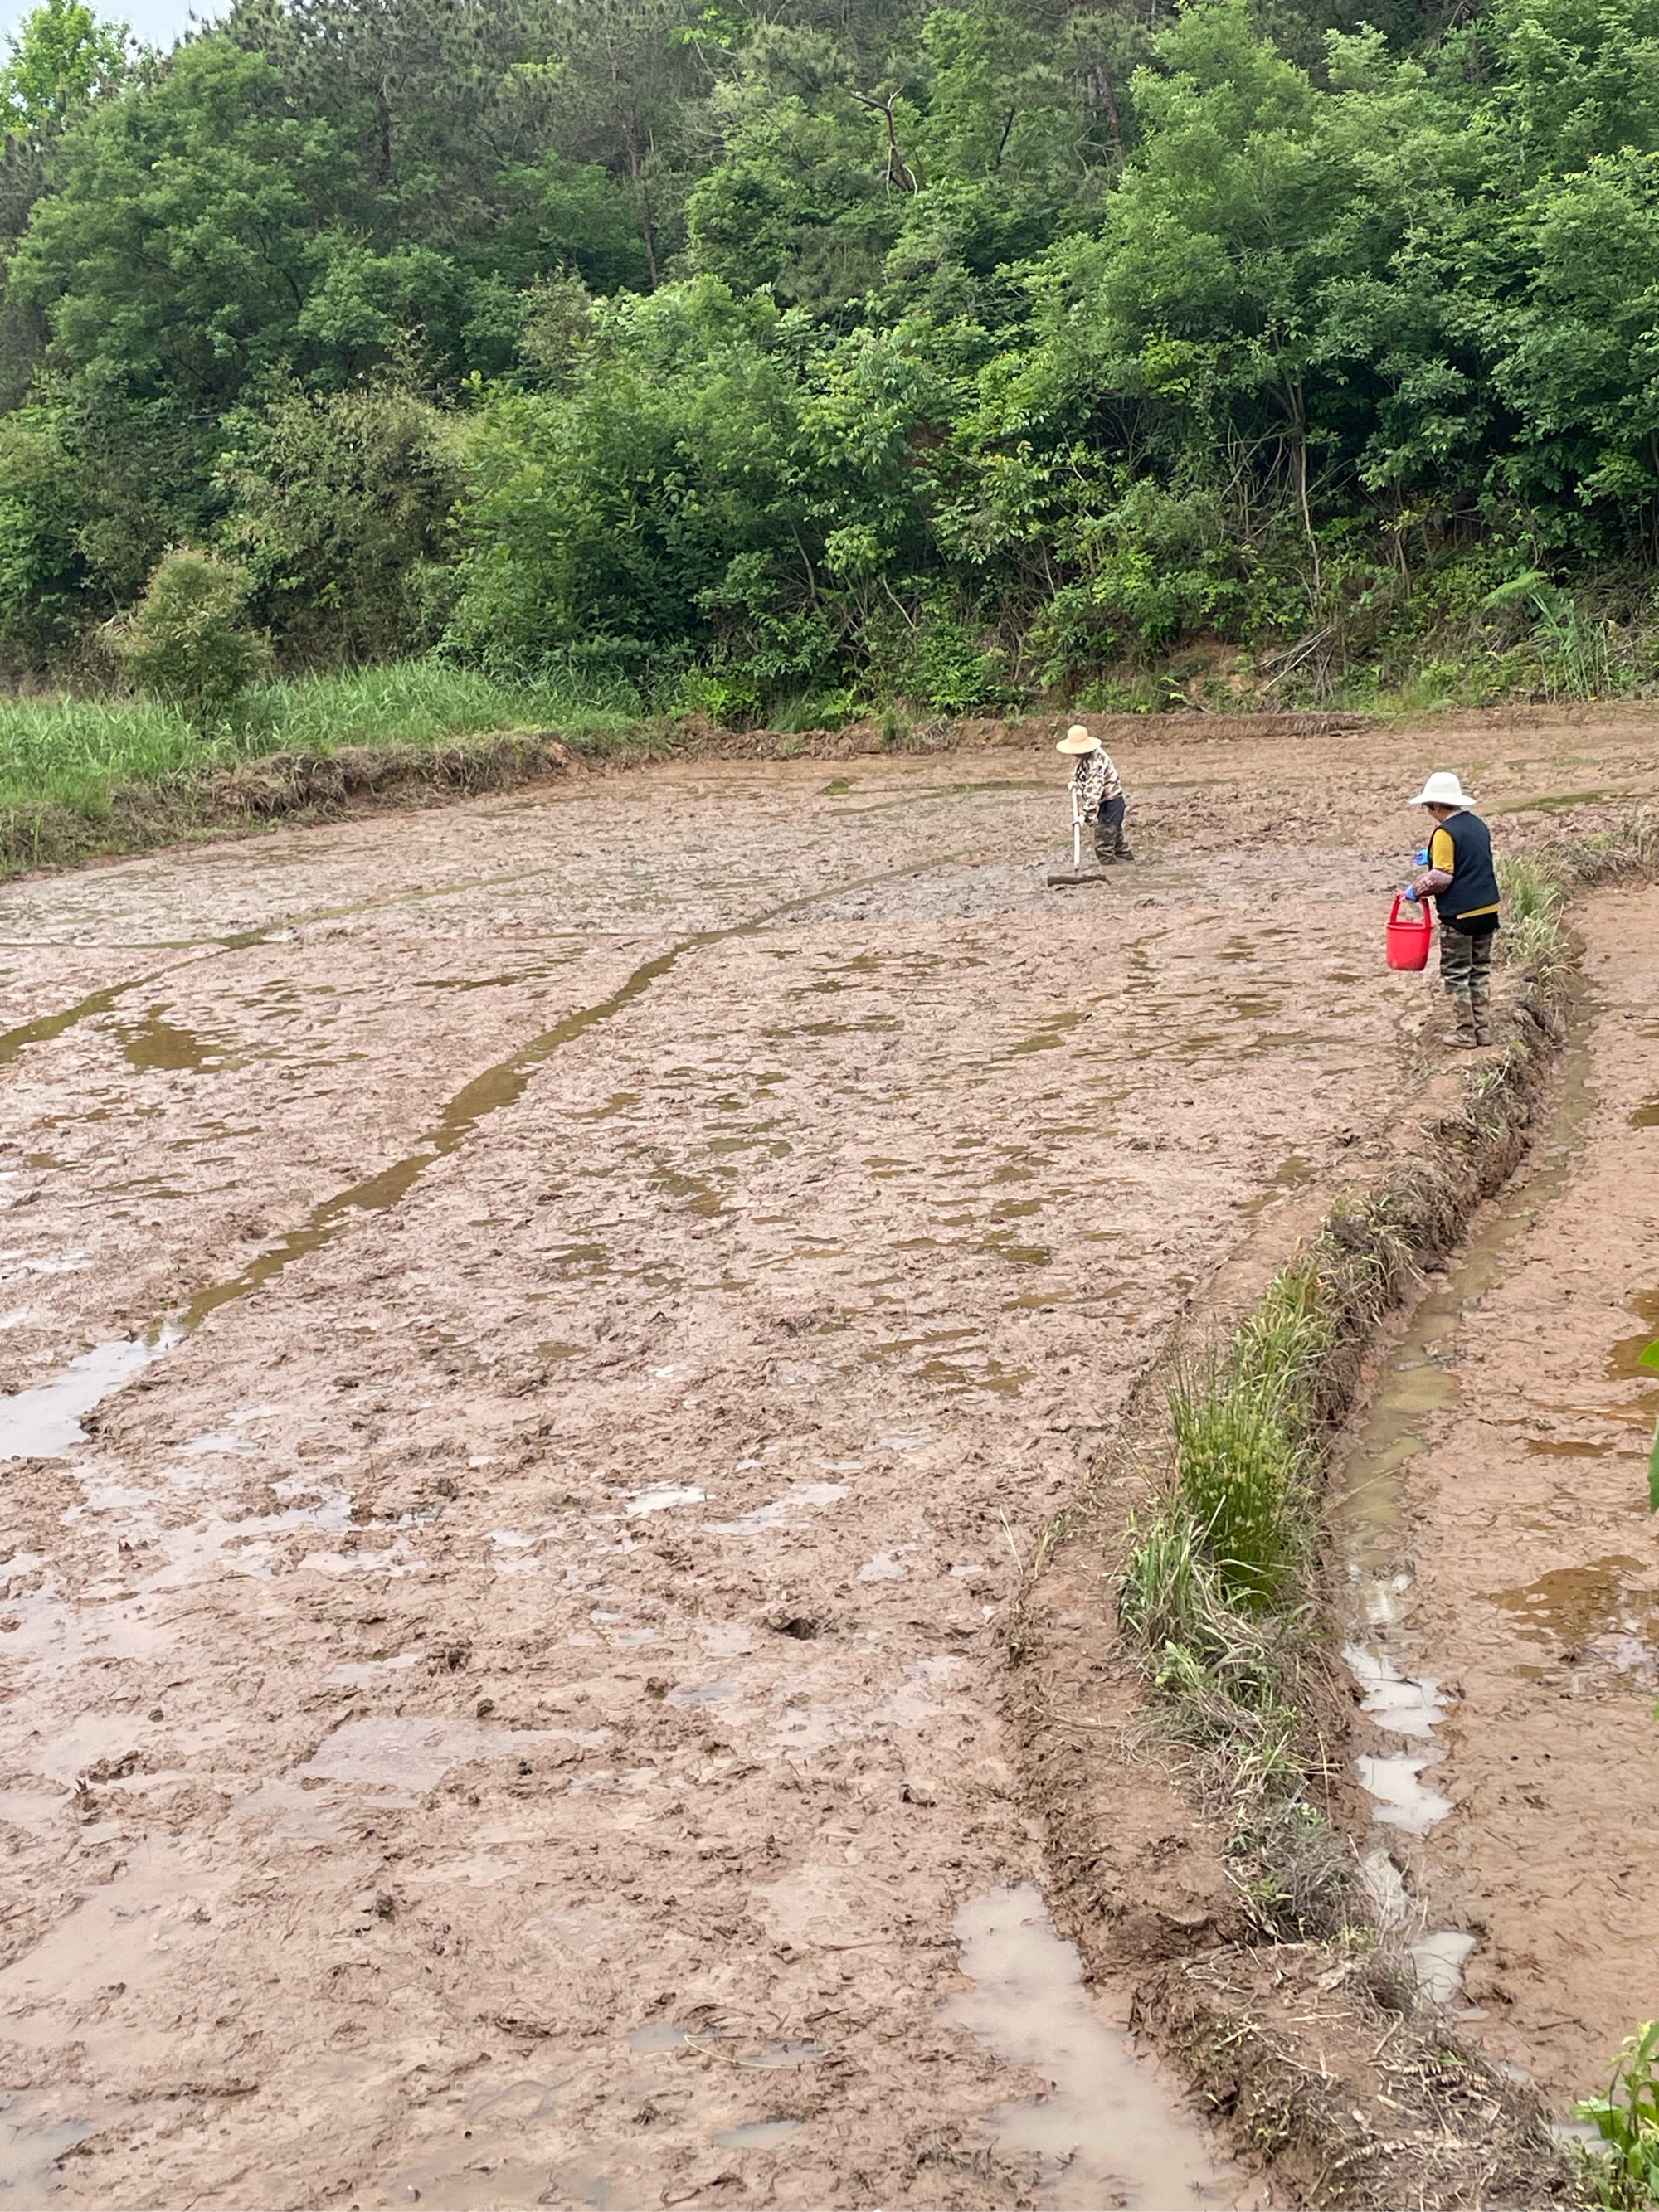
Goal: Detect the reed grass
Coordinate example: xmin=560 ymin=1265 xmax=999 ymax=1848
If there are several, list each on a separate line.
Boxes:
xmin=0 ymin=656 xmax=646 ymax=824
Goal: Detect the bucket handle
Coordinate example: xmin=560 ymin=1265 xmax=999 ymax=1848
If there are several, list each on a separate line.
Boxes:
xmin=1389 ymin=892 xmax=1430 ymax=927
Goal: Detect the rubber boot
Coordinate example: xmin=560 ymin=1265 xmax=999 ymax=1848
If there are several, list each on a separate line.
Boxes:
xmin=1114 ymin=822 xmax=1136 ymax=863
xmin=1092 ymin=826 xmax=1121 ymax=867
xmin=1447 ymin=1003 xmax=1481 ymax=1048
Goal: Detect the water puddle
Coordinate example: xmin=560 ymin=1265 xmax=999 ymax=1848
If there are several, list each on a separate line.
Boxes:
xmin=1486 ymin=1556 xmax=1659 ymax=1659
xmin=0 ymin=1334 xmax=173 ymax=1461
xmin=1238 ymin=1153 xmax=1316 ymax=1218
xmin=713 ymin=2118 xmax=801 ymax=2148
xmin=116 ymin=1009 xmax=233 ymax=1074
xmin=0 ymin=1844 xmax=232 ymax=2062
xmin=0 ymin=2088 xmax=114 ymax=2200
xmin=624 ymin=1485 xmax=705 ymax=1518
xmin=1409 ymin=1929 xmax=1478 ymax=2003
xmin=664 ymin=1679 xmax=733 ymax=1709
xmin=0 ymin=963 xmax=201 ymax=1068
xmin=1354 ymin=1753 xmax=1454 ymax=1833
xmin=708 ymin=1482 xmax=847 ymax=1535
xmin=1604 ymin=1289 xmax=1659 ymax=1379
xmin=295 ymin=1716 xmax=610 ymax=1796
xmin=1343 ymin=1643 xmax=1446 ymax=1737
xmin=944 ymin=1884 xmax=1240 ymax=2209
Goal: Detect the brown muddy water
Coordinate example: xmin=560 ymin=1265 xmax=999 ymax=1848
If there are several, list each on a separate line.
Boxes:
xmin=2 ymin=721 xmax=1657 ymax=2206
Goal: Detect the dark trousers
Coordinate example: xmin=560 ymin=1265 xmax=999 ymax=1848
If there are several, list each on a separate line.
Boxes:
xmin=1092 ymin=793 xmax=1127 ymax=860
xmin=1440 ymin=922 xmax=1494 ymax=1036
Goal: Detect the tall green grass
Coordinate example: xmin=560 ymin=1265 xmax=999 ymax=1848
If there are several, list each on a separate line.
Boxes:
xmin=0 ymin=656 xmax=649 ymax=824
xmin=1117 ymin=1257 xmax=1352 ymax=1935
xmin=1127 ymin=1258 xmax=1331 ymax=1626
xmin=1496 ymin=848 xmax=1573 ymax=981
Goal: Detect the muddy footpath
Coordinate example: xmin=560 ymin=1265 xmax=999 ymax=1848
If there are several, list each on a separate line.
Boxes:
xmin=2 ymin=708 xmax=1658 ymax=2211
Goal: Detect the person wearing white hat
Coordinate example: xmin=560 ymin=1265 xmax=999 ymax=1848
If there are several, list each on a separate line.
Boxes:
xmin=1407 ymin=770 xmax=1501 ymax=1048
xmin=1055 ymin=723 xmax=1133 ymax=863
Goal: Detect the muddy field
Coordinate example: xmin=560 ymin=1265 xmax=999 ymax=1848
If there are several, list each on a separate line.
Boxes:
xmin=2 ymin=711 xmax=1657 ymax=2211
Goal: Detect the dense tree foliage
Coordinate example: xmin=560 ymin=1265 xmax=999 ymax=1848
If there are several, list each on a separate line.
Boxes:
xmin=5 ymin=0 xmax=1659 ymax=706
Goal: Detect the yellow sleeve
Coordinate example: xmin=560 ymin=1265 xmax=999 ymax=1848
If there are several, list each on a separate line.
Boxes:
xmin=1430 ymin=826 xmax=1456 ymax=872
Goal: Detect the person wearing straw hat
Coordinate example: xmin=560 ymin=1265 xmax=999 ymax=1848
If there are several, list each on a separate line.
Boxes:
xmin=1055 ymin=723 xmax=1133 ymax=864
xmin=1407 ymin=770 xmax=1501 ymax=1048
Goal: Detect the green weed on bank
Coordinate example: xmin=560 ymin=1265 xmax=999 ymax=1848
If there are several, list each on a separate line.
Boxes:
xmin=0 ymin=657 xmax=646 ymax=825
xmin=1117 ymin=1261 xmax=1354 ymax=1936
xmin=1575 ymin=2023 xmax=1659 ymax=2210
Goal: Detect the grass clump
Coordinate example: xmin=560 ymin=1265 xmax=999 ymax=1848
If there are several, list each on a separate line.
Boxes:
xmin=1574 ymin=2022 xmax=1659 ymax=2210
xmin=1119 ymin=1259 xmax=1351 ymax=1937
xmin=1133 ymin=1257 xmax=1331 ymax=1621
xmin=1167 ymin=1378 xmax=1307 ymax=1609
xmin=1497 ymin=846 xmax=1573 ymax=984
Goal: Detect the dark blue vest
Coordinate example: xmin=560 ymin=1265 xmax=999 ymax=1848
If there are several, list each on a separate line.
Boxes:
xmin=1436 ymin=810 xmax=1500 ymax=926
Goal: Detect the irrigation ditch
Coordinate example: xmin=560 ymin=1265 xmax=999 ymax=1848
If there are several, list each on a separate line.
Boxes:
xmin=1007 ymin=817 xmax=1657 ymax=2209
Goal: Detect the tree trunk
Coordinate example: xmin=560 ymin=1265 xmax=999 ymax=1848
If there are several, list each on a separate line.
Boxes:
xmin=1093 ymin=66 xmax=1124 ymax=156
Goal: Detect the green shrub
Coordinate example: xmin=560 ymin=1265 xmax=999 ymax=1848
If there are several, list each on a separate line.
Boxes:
xmin=908 ymin=605 xmax=1019 ymax=714
xmin=0 ymin=401 xmax=91 ymax=664
xmin=110 ymin=549 xmax=270 ymax=722
xmin=221 ymin=382 xmax=464 ymax=668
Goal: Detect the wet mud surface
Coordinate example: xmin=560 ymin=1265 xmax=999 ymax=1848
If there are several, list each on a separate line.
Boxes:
xmin=2 ymin=715 xmax=1657 ymax=2208
xmin=1333 ymin=878 xmax=1659 ymax=2112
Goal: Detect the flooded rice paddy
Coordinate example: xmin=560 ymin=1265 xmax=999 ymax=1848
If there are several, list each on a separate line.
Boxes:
xmin=3 ymin=715 xmax=1659 ymax=2204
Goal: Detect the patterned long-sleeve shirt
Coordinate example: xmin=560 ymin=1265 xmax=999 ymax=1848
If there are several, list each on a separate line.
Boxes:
xmin=1069 ymin=748 xmax=1123 ymax=822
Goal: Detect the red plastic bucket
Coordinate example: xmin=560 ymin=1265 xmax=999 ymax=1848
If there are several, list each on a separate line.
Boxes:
xmin=1386 ymin=892 xmax=1433 ymax=970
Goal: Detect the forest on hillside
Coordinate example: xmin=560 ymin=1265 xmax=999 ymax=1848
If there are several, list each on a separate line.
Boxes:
xmin=2 ymin=0 xmax=1658 ymax=718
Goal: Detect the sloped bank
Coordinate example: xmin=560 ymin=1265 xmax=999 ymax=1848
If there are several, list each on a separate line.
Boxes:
xmin=0 ymin=708 xmax=1365 ymax=877
xmin=1007 ymin=824 xmax=1654 ymax=2209
xmin=0 ymin=728 xmax=581 ymax=875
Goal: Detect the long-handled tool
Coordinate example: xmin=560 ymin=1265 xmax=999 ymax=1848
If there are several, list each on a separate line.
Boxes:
xmin=1047 ymin=806 xmax=1110 ymax=891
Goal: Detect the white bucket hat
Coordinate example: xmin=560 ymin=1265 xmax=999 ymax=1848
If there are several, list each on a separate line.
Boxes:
xmin=1055 ymin=722 xmax=1101 ymax=755
xmin=1409 ymin=770 xmax=1475 ymax=808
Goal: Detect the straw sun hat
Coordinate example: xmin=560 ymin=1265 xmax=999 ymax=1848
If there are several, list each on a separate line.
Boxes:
xmin=1408 ymin=770 xmax=1476 ymax=807
xmin=1055 ymin=723 xmax=1101 ymax=755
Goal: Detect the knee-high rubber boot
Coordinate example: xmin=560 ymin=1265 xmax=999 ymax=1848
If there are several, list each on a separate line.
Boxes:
xmin=1470 ymin=941 xmax=1494 ymax=1045
xmin=1440 ymin=930 xmax=1479 ymax=1047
